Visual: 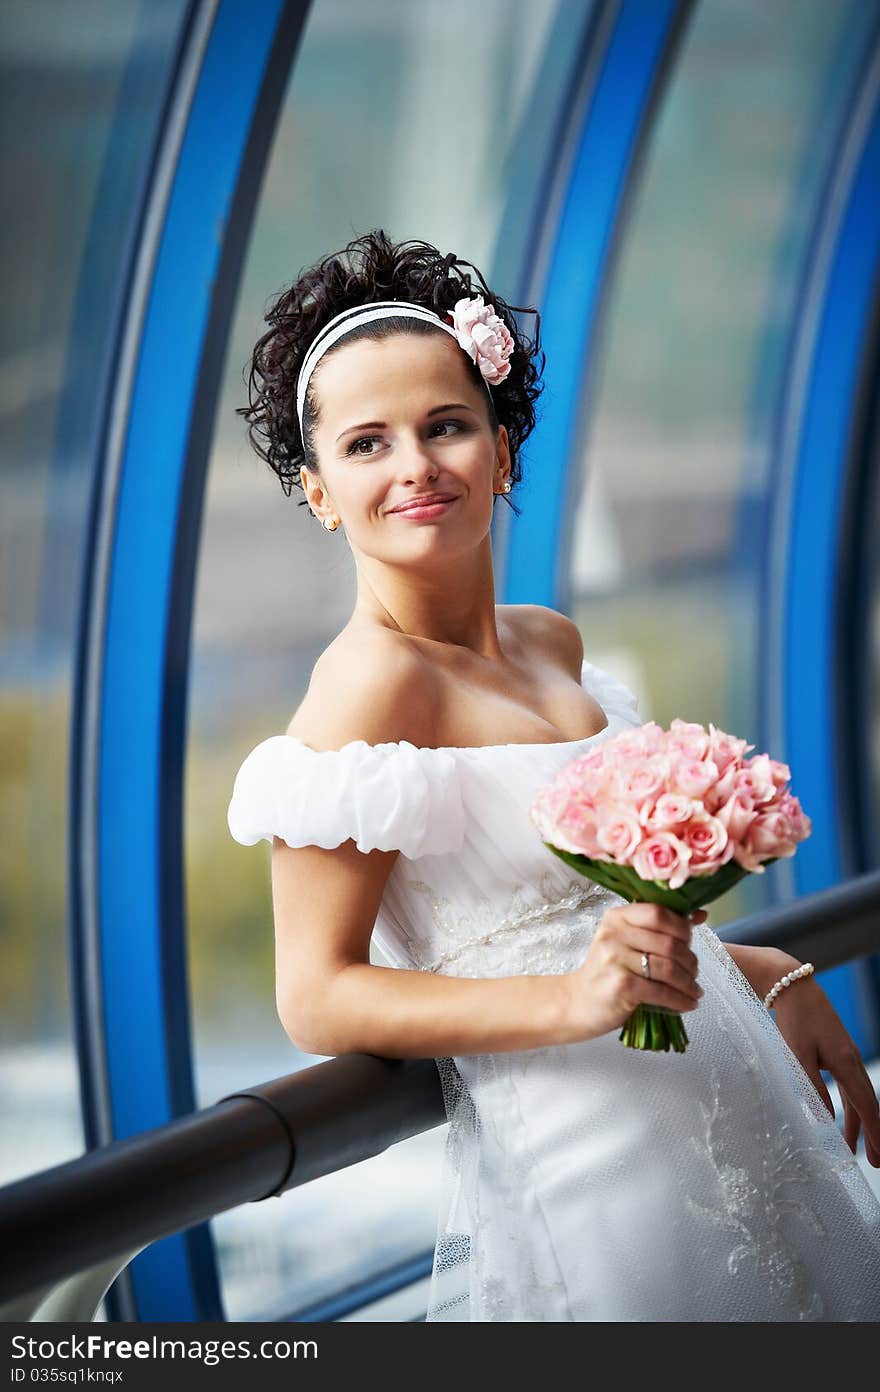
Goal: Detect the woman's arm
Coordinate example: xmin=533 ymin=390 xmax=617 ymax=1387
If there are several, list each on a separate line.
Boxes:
xmin=720 ymin=941 xmax=799 ymax=1002
xmin=721 ymin=938 xmax=880 ymax=1164
xmin=291 ymin=956 xmax=575 ymax=1058
xmin=276 ymin=827 xmax=702 ymax=1057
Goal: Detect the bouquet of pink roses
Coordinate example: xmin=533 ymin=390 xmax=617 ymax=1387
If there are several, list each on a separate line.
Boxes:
xmin=529 ymin=718 xmax=812 ymax=1052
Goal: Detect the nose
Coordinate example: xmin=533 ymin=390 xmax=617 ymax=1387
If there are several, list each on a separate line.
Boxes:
xmin=398 ymin=428 xmax=440 ymax=484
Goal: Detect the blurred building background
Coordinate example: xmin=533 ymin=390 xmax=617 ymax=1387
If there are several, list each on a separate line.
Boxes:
xmin=2 ymin=0 xmax=879 ymax=1321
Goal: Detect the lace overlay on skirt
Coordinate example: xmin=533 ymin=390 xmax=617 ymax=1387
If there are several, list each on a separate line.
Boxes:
xmin=425 ymin=905 xmax=880 ymax=1322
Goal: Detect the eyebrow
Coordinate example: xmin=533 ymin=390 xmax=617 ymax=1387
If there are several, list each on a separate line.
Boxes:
xmin=335 ymin=402 xmax=477 ymax=443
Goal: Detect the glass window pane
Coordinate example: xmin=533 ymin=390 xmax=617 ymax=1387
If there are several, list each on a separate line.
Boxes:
xmin=0 ymin=0 xmax=188 ymax=1186
xmin=566 ymin=0 xmax=876 ymax=928
xmin=191 ymin=0 xmax=579 ymax=1319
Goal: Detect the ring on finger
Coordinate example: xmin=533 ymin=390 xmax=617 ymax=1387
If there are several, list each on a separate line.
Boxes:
xmin=641 ymin=951 xmax=651 ymax=980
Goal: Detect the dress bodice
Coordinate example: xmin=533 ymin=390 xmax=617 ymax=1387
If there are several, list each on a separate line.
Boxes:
xmin=226 ymin=657 xmax=642 ymax=976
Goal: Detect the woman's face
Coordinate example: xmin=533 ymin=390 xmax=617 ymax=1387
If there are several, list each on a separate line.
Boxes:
xmin=302 ymin=331 xmax=510 ymax=563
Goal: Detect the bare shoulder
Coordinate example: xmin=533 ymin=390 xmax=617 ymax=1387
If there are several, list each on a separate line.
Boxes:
xmin=503 ymin=603 xmax=584 ymax=677
xmin=285 ymin=629 xmax=441 ymax=751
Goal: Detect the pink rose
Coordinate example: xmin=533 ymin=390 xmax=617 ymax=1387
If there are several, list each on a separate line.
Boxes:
xmin=616 ymin=753 xmax=671 ymax=807
xmin=568 ymin=747 xmax=609 ymax=777
xmin=679 ymin=810 xmax=732 ymax=874
xmin=707 ymin=724 xmax=754 ymax=775
xmin=556 ymin=800 xmax=604 ymax=857
xmin=714 ymin=789 xmax=758 ymax=844
xmin=666 ymin=718 xmax=710 ymax=760
xmin=449 ymin=295 xmax=514 ymax=385
xmin=671 ymin=755 xmax=720 ymax=800
xmin=596 ymin=805 xmax=643 ymax=862
xmin=768 ymin=758 xmax=792 ymax=789
xmin=747 ymin=809 xmax=799 ymax=861
xmin=612 ymin=727 xmax=657 ymax=759
xmin=642 ymin=792 xmax=695 ymax=832
xmin=734 ymin=756 xmax=776 ymax=806
xmin=731 ymin=810 xmax=793 ymax=872
xmin=632 ymin=832 xmax=692 ymax=891
xmin=778 ymin=791 xmax=812 ymax=841
xmin=708 ymin=761 xmax=739 ymax=809
xmin=530 ymin=779 xmax=606 ymax=856
xmin=627 ymin=721 xmax=667 ymax=755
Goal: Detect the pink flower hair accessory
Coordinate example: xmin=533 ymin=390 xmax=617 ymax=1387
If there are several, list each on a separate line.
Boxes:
xmin=447 ymin=294 xmax=514 ymax=385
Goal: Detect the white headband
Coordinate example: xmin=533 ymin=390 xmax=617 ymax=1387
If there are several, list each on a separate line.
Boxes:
xmin=295 ymin=295 xmax=514 ymax=434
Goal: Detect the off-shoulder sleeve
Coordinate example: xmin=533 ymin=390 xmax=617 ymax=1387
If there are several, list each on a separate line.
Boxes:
xmin=581 ymin=657 xmax=642 ymax=728
xmin=227 ymin=736 xmax=466 ymax=859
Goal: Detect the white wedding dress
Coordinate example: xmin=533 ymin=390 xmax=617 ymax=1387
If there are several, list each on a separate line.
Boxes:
xmin=227 ymin=657 xmax=880 ymax=1321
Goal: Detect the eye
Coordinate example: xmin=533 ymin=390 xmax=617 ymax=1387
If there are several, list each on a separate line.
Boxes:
xmin=429 ymin=419 xmax=467 ymax=439
xmin=345 ymin=434 xmax=381 ymax=457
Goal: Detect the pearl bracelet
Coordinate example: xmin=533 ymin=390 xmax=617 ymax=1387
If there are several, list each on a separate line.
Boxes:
xmin=763 ymin=961 xmax=814 ymax=1010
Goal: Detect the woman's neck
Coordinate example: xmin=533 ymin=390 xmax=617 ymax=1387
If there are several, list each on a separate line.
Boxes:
xmin=352 ymin=542 xmax=503 ymax=658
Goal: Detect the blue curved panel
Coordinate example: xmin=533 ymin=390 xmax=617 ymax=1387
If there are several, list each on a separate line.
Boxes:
xmin=784 ymin=43 xmax=880 ymax=1056
xmin=501 ymin=0 xmax=690 ymax=606
xmin=98 ymin=0 xmax=302 ymax=1321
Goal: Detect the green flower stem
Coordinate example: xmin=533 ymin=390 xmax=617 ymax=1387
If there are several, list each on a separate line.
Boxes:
xmin=617 ymin=1004 xmax=690 ymax=1052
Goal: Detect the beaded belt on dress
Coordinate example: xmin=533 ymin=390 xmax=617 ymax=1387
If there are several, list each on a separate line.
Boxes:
xmin=407 ymin=876 xmax=611 ymax=976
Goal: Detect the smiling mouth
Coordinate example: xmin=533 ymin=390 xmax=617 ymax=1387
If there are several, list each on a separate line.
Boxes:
xmin=389 ymin=497 xmax=459 ymax=517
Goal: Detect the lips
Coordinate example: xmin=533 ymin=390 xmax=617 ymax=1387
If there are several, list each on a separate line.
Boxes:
xmin=389 ymin=494 xmax=459 ymax=514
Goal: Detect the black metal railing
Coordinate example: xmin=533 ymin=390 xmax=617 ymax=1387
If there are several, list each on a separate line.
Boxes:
xmin=2 ymin=866 xmax=879 ymax=1316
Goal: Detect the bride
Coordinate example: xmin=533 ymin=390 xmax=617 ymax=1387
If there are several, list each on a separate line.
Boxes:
xmin=227 ymin=229 xmax=880 ymax=1320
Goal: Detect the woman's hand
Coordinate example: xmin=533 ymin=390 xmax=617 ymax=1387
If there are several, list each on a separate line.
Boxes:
xmin=563 ymin=902 xmax=708 ymax=1042
xmin=771 ymin=964 xmax=880 ymax=1167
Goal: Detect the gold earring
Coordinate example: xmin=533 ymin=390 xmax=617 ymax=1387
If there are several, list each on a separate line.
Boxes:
xmin=322 ymin=516 xmax=337 ymax=531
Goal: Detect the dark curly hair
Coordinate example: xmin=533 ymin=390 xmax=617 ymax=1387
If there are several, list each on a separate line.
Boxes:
xmin=236 ymin=228 xmax=544 ymax=520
